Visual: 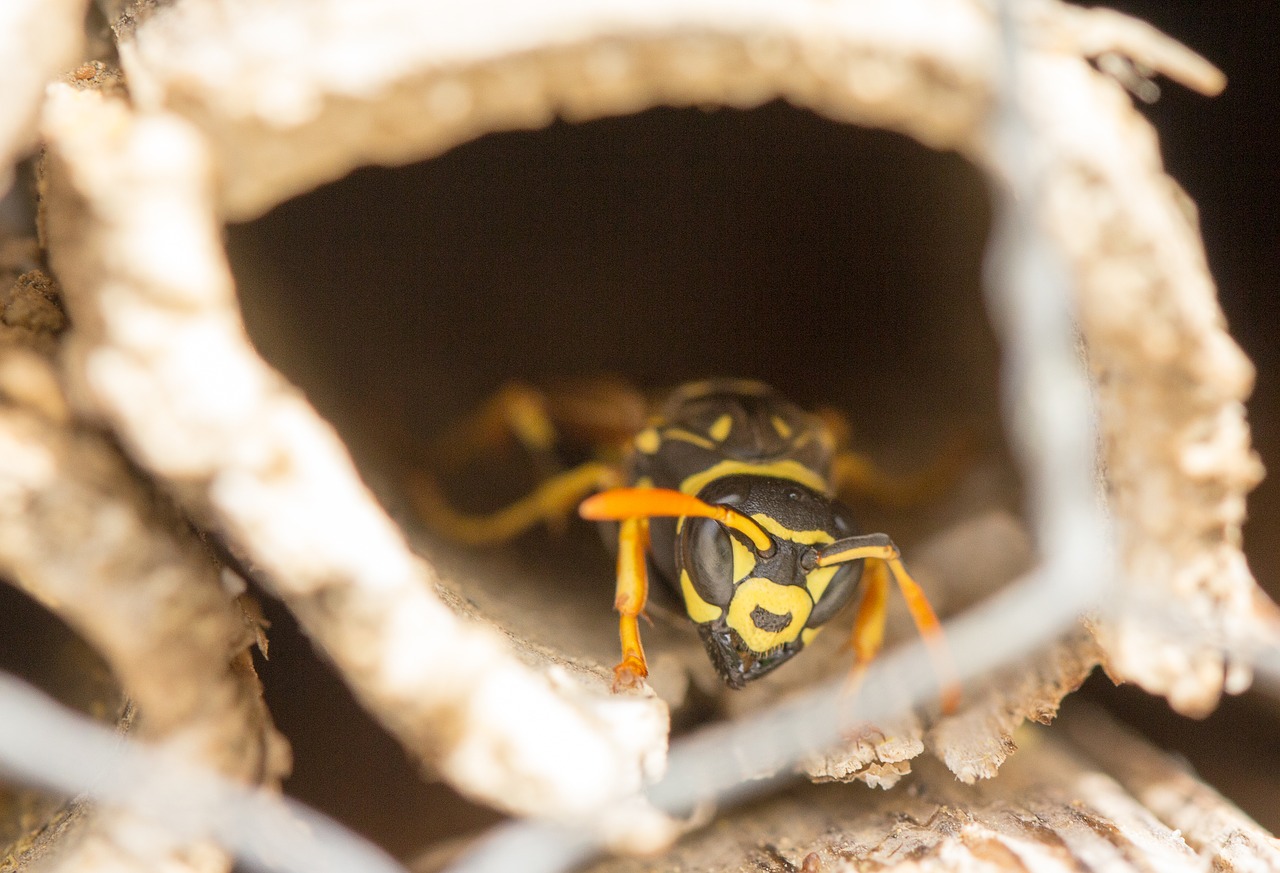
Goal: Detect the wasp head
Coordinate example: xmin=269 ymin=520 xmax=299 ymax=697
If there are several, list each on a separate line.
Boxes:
xmin=676 ymin=475 xmax=863 ymax=687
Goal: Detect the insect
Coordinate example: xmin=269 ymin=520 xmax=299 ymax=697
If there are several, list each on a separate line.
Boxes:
xmin=411 ymin=378 xmax=958 ymax=706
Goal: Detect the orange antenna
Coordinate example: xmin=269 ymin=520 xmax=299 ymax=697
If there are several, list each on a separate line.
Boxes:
xmin=580 ymin=488 xmax=774 ymax=553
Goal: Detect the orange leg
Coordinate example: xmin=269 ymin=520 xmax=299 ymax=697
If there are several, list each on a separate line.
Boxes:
xmin=883 ymin=556 xmax=960 ymax=714
xmin=830 ymin=438 xmax=973 ymax=509
xmin=541 ymin=375 xmax=649 ymax=449
xmin=844 ymin=559 xmax=891 ymax=697
xmin=412 ymin=378 xmax=651 ymax=543
xmin=431 ymin=378 xmax=648 ymax=470
xmin=612 ymin=516 xmax=651 ymax=690
xmin=818 ymin=538 xmax=960 ymax=714
xmin=431 ymin=382 xmax=560 ymax=472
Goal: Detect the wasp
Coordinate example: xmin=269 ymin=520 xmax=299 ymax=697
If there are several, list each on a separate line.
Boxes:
xmin=411 ymin=379 xmax=958 ymax=706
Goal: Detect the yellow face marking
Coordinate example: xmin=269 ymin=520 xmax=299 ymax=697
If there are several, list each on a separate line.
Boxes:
xmin=805 ymin=565 xmax=840 ymax=604
xmin=750 ymin=513 xmax=835 ymax=546
xmin=708 ymin=414 xmax=733 ymax=442
xmin=679 ymin=459 xmax=830 ymax=500
xmin=801 ymin=627 xmax=821 ymax=645
xmin=726 ymin=578 xmax=813 ymax=652
xmin=663 ymin=428 xmax=717 ymax=450
xmin=680 ymin=569 xmax=724 ymax=623
xmin=730 ymin=534 xmax=757 ymax=583
xmin=634 ymin=427 xmax=661 ymax=454
xmin=771 ymin=415 xmax=793 ymax=440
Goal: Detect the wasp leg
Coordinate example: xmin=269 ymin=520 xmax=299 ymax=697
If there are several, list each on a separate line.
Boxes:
xmin=829 ymin=449 xmax=965 ymax=509
xmin=433 ymin=378 xmax=648 ymax=469
xmin=417 ymin=378 xmax=646 ymax=538
xmin=541 ymin=375 xmax=649 ymax=451
xmin=431 ymin=382 xmax=561 ymax=474
xmin=830 ymin=441 xmax=974 ymax=509
xmin=844 ymin=558 xmax=891 ymax=697
xmin=612 ymin=516 xmax=651 ymax=690
xmin=819 ymin=409 xmax=973 ymax=509
xmin=408 ymin=461 xmax=619 ymax=545
xmin=884 ymin=554 xmax=960 ymax=714
xmin=818 ymin=536 xmax=960 ymax=714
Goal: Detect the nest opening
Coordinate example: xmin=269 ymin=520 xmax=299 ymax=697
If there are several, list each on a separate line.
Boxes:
xmin=226 ymin=100 xmax=1014 ymax=688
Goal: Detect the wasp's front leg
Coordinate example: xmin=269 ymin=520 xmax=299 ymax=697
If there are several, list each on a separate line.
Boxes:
xmin=611 ymin=516 xmax=651 ymax=690
xmin=845 ymin=558 xmax=891 ymax=697
xmin=817 ymin=534 xmax=959 ymax=714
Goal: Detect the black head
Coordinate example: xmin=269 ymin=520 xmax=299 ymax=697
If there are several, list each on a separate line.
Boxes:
xmin=675 ymin=475 xmax=863 ymax=687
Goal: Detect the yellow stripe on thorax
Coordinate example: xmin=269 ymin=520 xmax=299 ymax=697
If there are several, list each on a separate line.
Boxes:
xmin=633 ymin=427 xmax=661 ymax=454
xmin=662 ymin=428 xmax=717 ymax=450
xmin=708 ymin=414 xmax=733 ymax=442
xmin=678 ymin=459 xmax=829 ymax=499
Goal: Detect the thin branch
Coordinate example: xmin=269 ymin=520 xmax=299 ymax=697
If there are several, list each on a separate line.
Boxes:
xmin=1053 ymin=4 xmax=1227 ymax=97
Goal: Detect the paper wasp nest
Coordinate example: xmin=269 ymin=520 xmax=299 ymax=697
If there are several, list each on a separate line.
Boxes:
xmin=3 ymin=0 xmax=1275 ymax=870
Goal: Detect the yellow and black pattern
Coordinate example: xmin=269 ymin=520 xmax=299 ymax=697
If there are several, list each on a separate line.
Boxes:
xmin=413 ymin=377 xmax=956 ymax=703
xmin=631 ymin=380 xmax=833 ymax=490
xmin=626 ymin=380 xmax=862 ymax=686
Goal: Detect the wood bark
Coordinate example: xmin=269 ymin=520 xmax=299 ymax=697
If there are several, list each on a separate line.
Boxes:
xmin=576 ymin=704 xmax=1280 ymax=873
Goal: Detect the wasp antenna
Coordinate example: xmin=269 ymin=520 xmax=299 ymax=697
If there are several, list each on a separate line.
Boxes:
xmin=814 ymin=532 xmax=896 ymax=566
xmin=579 ymin=487 xmax=773 ymax=552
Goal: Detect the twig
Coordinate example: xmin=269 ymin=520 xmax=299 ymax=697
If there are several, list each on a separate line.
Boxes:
xmin=1052 ymin=4 xmax=1227 ymax=97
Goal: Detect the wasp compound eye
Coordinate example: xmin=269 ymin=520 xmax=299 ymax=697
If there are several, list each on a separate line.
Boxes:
xmin=680 ymin=517 xmax=734 ymax=608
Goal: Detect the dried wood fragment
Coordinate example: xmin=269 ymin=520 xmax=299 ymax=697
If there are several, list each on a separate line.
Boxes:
xmin=38 ymin=82 xmax=669 ymax=820
xmin=0 ymin=0 xmax=90 ymax=195
xmin=578 ymin=705 xmax=1280 ymax=873
xmin=1062 ymin=708 xmax=1280 ymax=872
xmin=0 ymin=261 xmax=288 ymax=871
